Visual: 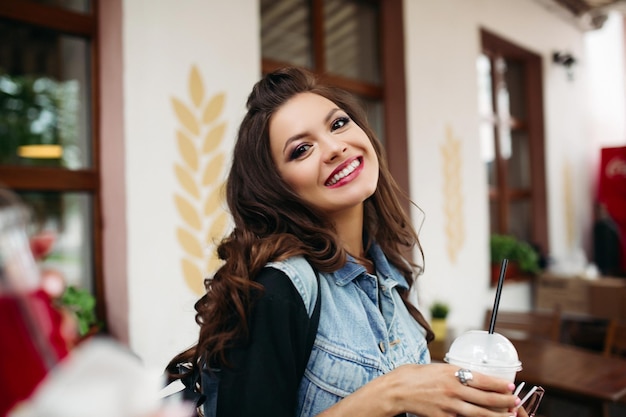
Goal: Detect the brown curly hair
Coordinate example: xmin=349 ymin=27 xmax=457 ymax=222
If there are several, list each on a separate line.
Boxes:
xmin=167 ymin=67 xmax=433 ymax=380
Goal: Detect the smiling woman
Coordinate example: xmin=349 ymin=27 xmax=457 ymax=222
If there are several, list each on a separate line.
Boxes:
xmin=167 ymin=67 xmax=521 ymax=417
xmin=269 ymin=92 xmax=379 ymax=222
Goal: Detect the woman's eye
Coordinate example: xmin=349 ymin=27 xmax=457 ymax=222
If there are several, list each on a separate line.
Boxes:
xmin=290 ymin=143 xmax=312 ymax=160
xmin=331 ymin=116 xmax=350 ymax=131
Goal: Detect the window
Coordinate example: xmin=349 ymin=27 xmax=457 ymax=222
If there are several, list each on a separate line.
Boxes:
xmin=260 ymin=0 xmax=410 ymax=197
xmin=479 ymin=29 xmax=548 ymax=256
xmin=0 ymin=1 xmax=102 ymax=317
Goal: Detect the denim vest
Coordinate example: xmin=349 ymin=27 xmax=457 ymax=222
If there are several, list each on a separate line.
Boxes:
xmin=267 ymin=243 xmax=431 ymax=417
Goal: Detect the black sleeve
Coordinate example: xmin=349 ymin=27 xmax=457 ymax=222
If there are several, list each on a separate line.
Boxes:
xmin=216 ymin=267 xmax=314 ymax=417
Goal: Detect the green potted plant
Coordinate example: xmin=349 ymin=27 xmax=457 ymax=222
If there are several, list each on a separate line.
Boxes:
xmin=489 ymin=234 xmax=541 ymax=286
xmin=429 ymin=301 xmax=450 ymax=341
xmin=59 ymin=285 xmax=100 ymax=337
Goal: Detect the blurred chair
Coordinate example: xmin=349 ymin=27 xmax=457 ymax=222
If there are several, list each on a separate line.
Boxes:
xmin=602 ymin=321 xmax=626 ymax=417
xmin=484 ymin=307 xmax=562 ymax=342
xmin=603 ymin=320 xmax=626 ymax=358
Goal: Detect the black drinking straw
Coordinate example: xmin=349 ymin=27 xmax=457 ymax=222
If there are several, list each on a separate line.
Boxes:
xmin=488 ymin=258 xmax=509 ymax=334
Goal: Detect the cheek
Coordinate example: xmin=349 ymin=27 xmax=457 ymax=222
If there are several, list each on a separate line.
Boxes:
xmin=281 ymin=165 xmax=319 ymax=196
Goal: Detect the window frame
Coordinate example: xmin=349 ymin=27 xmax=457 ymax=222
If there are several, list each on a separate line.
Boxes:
xmin=481 ymin=28 xmax=549 ymax=255
xmin=0 ymin=0 xmax=104 ymax=322
xmin=261 ymin=0 xmax=410 ymax=205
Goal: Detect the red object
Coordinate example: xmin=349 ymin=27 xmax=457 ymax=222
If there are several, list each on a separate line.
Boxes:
xmin=597 ymin=146 xmax=626 ymax=273
xmin=0 ymin=290 xmax=69 ymax=416
xmin=490 ymin=261 xmax=527 ymax=286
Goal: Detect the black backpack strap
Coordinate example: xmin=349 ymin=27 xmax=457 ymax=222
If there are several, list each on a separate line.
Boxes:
xmin=194 ymin=267 xmax=321 ymax=417
xmin=200 ymin=367 xmax=220 ymax=417
xmin=305 ymin=271 xmax=321 ymax=357
xmin=167 ymin=362 xmax=205 ymax=417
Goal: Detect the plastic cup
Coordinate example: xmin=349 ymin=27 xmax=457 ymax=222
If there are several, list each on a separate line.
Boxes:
xmin=444 ymin=330 xmax=522 ymax=382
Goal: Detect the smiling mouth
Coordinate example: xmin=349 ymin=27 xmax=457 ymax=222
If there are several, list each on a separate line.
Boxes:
xmin=325 ymin=158 xmax=362 ymax=186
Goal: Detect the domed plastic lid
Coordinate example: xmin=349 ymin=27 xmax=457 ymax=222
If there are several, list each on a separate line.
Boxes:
xmin=444 ymin=330 xmax=522 ymax=370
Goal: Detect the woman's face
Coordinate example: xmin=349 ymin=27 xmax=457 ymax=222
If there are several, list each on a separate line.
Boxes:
xmin=269 ymin=92 xmax=379 ymax=217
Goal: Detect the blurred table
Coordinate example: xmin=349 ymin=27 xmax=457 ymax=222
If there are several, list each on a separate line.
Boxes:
xmin=513 ymin=338 xmax=626 ymax=402
xmin=430 ymin=337 xmax=626 ymax=416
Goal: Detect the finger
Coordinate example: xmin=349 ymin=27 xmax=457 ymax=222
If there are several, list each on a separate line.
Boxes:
xmin=515 ymin=405 xmax=530 ymax=417
xmin=451 ymin=369 xmax=518 ymax=412
xmin=458 ymin=385 xmax=519 ymax=413
xmin=456 ymin=369 xmax=515 ymax=394
xmin=456 ymin=399 xmax=520 ymax=417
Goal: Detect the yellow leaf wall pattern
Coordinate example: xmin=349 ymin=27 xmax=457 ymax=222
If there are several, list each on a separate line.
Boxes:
xmin=171 ymin=65 xmax=228 ymax=294
xmin=441 ymin=125 xmax=465 ymax=264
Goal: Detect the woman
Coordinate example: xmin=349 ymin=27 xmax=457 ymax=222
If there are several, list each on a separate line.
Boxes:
xmin=168 ymin=67 xmax=522 ymax=417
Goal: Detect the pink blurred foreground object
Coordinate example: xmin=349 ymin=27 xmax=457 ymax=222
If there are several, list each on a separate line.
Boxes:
xmin=0 ymin=190 xmax=68 ymax=416
xmin=8 ymin=338 xmax=194 ymax=417
xmin=0 ymin=290 xmax=68 ymax=416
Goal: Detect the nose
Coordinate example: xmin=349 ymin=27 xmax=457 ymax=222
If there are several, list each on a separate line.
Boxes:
xmin=320 ymin=136 xmax=347 ymax=163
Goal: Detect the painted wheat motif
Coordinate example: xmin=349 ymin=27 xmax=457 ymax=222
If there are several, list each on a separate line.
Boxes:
xmin=171 ymin=65 xmax=228 ymax=294
xmin=441 ymin=125 xmax=465 ymax=264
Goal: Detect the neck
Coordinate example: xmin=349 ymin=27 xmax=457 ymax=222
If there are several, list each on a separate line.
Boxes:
xmin=333 ymin=205 xmax=368 ymax=267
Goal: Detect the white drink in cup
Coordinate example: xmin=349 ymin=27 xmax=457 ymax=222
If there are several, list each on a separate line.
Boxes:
xmin=444 ymin=330 xmax=522 ymax=382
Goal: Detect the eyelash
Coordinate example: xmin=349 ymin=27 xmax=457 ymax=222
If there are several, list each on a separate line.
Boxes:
xmin=290 ymin=143 xmax=312 ymax=160
xmin=288 ymin=115 xmax=351 ymax=160
xmin=331 ymin=116 xmax=350 ymax=131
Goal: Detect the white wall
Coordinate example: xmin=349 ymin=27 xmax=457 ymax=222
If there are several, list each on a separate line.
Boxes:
xmin=404 ymin=0 xmax=592 ymax=336
xmin=585 ymin=13 xmax=626 ymax=200
xmin=117 ymin=0 xmax=625 ymax=369
xmin=122 ymin=0 xmax=260 ymax=370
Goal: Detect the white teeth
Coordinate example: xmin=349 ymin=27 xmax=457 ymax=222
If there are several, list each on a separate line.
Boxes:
xmin=326 ymin=159 xmax=361 ymax=186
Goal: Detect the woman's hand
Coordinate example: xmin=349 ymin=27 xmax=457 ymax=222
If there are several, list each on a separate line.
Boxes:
xmin=320 ymin=362 xmax=521 ymax=417
xmin=385 ymin=363 xmax=519 ymax=417
xmin=515 ymin=405 xmax=529 ymax=417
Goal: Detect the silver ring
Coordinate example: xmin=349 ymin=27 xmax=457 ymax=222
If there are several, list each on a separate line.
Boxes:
xmin=455 ymin=368 xmax=473 ymax=385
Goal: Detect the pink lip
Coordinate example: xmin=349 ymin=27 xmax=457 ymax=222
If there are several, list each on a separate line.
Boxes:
xmin=325 ymin=156 xmax=363 ymax=188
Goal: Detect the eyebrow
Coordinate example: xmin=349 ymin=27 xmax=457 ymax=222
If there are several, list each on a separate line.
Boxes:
xmin=282 ymin=108 xmax=341 ymax=154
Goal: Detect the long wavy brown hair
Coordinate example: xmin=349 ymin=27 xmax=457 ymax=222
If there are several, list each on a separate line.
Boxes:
xmin=167 ymin=67 xmax=433 ymax=380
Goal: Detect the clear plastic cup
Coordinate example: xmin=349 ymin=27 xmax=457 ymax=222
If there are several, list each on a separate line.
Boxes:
xmin=444 ymin=330 xmax=522 ymax=382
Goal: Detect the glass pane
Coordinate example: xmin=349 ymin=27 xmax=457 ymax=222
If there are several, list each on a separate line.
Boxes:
xmin=495 ymin=58 xmax=512 ymax=161
xmin=505 ymin=59 xmax=526 ymax=121
xmin=19 ymin=191 xmax=94 ymax=293
xmin=357 ymin=96 xmax=384 ymax=144
xmin=507 ymin=131 xmax=531 ymax=188
xmin=324 ymin=0 xmax=380 ymax=83
xmin=476 ymin=54 xmax=493 ymax=118
xmin=0 ymin=20 xmax=92 ymax=169
xmin=477 ymin=55 xmax=497 ymax=186
xmin=261 ymin=0 xmax=312 ymax=68
xmin=27 ymin=0 xmax=91 ymax=13
xmin=483 ymin=122 xmax=497 ymax=186
xmin=509 ymin=199 xmax=532 ymax=242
